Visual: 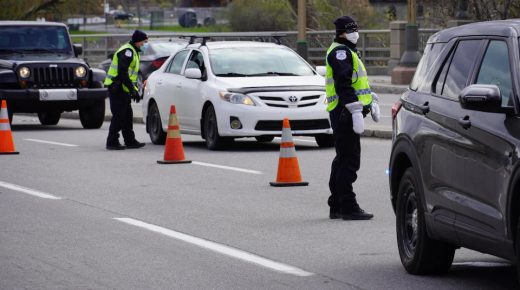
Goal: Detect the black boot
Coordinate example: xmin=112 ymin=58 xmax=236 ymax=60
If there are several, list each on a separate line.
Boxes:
xmin=106 ymin=143 xmax=126 ymax=150
xmin=125 ymin=140 xmax=145 ymax=149
xmin=341 ymin=203 xmax=374 ymax=220
xmin=329 ymin=207 xmax=342 ymax=219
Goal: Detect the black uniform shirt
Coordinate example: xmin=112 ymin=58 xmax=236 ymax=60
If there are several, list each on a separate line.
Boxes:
xmin=116 ymin=42 xmax=140 ymax=94
xmin=326 ymin=37 xmax=359 ymax=107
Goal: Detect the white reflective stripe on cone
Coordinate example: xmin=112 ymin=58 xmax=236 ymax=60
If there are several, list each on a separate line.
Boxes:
xmin=0 ymin=109 xmax=8 ymax=119
xmin=279 ymin=147 xmax=296 ymax=158
xmin=0 ymin=123 xmax=11 ymax=130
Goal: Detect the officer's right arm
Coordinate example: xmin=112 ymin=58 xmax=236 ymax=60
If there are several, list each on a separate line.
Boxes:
xmin=117 ymin=49 xmax=137 ymax=94
xmin=327 ymin=48 xmax=357 ymax=107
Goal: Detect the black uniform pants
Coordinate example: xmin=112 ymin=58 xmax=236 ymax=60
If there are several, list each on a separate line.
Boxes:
xmin=106 ymin=87 xmax=136 ymax=145
xmin=328 ymin=105 xmax=361 ymax=212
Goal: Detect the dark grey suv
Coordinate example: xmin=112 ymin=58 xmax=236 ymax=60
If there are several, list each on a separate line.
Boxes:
xmin=389 ymin=20 xmax=520 ymax=279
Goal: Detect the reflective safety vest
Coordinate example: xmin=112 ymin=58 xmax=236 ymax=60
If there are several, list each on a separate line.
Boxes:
xmin=325 ymin=42 xmax=372 ymax=112
xmin=103 ymin=43 xmax=140 ymax=93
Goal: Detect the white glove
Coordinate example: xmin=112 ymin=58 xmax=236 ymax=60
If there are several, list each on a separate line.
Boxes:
xmin=370 ymin=92 xmax=380 ymax=123
xmin=345 ymin=101 xmax=364 ymax=135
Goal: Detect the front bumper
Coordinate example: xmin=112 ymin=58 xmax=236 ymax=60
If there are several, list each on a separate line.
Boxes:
xmin=0 ymin=88 xmax=107 ymax=102
xmin=216 ymin=102 xmax=333 ymax=137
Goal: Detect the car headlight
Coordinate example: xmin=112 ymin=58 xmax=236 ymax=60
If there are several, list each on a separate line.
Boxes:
xmin=75 ymin=66 xmax=87 ymax=78
xmin=219 ymin=92 xmax=255 ymax=106
xmin=19 ymin=66 xmax=30 ymax=78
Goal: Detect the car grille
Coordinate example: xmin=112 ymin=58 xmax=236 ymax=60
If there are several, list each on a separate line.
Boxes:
xmin=257 ymin=95 xmax=321 ymax=108
xmin=32 ymin=67 xmax=75 ymax=88
xmin=255 ymin=119 xmax=330 ymax=131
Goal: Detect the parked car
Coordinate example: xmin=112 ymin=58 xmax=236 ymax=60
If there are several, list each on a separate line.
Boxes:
xmin=99 ymin=38 xmax=188 ymax=96
xmin=142 ymin=40 xmax=333 ymax=150
xmin=108 ymin=10 xmax=134 ymax=21
xmin=0 ymin=21 xmax=107 ymax=128
xmin=389 ymin=20 xmax=520 ymax=280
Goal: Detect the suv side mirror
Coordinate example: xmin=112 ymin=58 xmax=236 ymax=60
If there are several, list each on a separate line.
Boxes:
xmin=185 ymin=68 xmax=202 ymax=79
xmin=73 ymin=44 xmax=83 ymax=57
xmin=459 ymin=84 xmax=507 ymax=113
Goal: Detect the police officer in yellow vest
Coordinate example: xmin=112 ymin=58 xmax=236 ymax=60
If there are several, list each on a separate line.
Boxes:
xmin=104 ymin=30 xmax=148 ymax=150
xmin=326 ymin=16 xmax=380 ymax=220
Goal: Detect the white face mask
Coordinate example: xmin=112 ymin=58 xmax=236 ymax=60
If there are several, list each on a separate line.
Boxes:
xmin=346 ymin=32 xmax=359 ymax=44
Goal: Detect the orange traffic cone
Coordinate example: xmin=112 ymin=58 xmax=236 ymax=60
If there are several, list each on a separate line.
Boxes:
xmin=270 ymin=118 xmax=308 ymax=187
xmin=157 ymin=105 xmax=191 ymax=164
xmin=0 ymin=100 xmax=18 ymax=155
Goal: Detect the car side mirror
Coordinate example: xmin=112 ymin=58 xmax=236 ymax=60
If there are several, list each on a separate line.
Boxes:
xmin=315 ymin=66 xmax=326 ymax=77
xmin=185 ymin=68 xmax=202 ymax=79
xmin=459 ymin=84 xmax=509 ymax=113
xmin=73 ymin=44 xmax=83 ymax=57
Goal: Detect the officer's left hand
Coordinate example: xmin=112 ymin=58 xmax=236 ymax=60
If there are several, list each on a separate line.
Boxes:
xmin=129 ymin=90 xmax=141 ymax=103
xmin=370 ymin=92 xmax=380 ymax=123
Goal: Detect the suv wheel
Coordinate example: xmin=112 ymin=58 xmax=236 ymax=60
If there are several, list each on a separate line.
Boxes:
xmin=147 ymin=102 xmax=166 ymax=144
xmin=396 ymin=167 xmax=455 ymax=275
xmin=80 ymin=100 xmax=105 ymax=129
xmin=38 ymin=110 xmax=61 ymax=125
xmin=315 ymin=134 xmax=334 ymax=147
xmin=203 ymin=105 xmax=230 ymax=150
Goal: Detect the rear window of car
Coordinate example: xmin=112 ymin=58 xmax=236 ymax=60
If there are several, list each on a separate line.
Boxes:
xmin=209 ymin=47 xmax=314 ymax=77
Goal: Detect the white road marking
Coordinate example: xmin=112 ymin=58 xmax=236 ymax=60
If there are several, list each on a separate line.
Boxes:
xmin=0 ymin=181 xmax=61 ymax=200
xmin=24 ymin=138 xmax=78 ymax=147
xmin=192 ymin=161 xmax=262 ymax=175
xmin=114 ymin=217 xmax=314 ymax=277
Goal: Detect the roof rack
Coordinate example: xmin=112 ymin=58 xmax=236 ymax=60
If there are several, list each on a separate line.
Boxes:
xmin=181 ymin=34 xmax=286 ymax=46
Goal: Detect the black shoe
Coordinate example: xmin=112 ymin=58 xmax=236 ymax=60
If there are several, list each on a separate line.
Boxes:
xmin=125 ymin=141 xmax=145 ymax=149
xmin=329 ymin=208 xmax=342 ymax=219
xmin=341 ymin=207 xmax=374 ymax=220
xmin=106 ymin=144 xmax=126 ymax=150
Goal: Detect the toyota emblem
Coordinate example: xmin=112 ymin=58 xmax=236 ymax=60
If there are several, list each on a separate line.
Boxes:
xmin=288 ymin=96 xmax=298 ymax=103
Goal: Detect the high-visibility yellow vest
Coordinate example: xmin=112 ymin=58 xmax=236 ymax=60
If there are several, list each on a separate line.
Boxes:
xmin=103 ymin=43 xmax=140 ymax=93
xmin=325 ymin=42 xmax=372 ymax=112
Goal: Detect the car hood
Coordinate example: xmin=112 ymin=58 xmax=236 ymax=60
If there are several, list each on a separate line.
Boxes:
xmin=215 ymin=75 xmax=325 ymax=93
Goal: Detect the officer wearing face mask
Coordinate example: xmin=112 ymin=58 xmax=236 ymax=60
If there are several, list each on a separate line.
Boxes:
xmin=104 ymin=30 xmax=149 ymax=150
xmin=325 ymin=16 xmax=380 ymax=220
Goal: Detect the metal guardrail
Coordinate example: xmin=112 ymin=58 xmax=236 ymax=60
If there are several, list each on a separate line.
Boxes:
xmin=71 ymin=29 xmax=439 ymax=73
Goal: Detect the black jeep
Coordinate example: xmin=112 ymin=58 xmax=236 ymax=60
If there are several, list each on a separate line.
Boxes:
xmin=0 ymin=21 xmax=107 ymax=128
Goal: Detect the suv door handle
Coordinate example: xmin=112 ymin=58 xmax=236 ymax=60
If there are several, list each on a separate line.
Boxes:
xmin=417 ymin=102 xmax=429 ymax=114
xmin=458 ymin=116 xmax=471 ymax=129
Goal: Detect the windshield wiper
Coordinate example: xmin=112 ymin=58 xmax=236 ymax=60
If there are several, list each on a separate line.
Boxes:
xmin=0 ymin=48 xmax=25 ymax=54
xmin=22 ymin=48 xmax=60 ymax=54
xmin=215 ymin=72 xmax=249 ymax=77
xmin=248 ymin=72 xmax=299 ymax=76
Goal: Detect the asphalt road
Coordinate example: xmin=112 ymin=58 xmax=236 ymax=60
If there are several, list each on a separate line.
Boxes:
xmin=1 ymin=116 xmax=517 ymax=290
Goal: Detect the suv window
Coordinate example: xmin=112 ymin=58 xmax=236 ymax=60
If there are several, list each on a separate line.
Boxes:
xmin=167 ymin=50 xmax=189 ymax=74
xmin=435 ymin=40 xmax=483 ymax=99
xmin=475 ymin=40 xmax=513 ymax=107
xmin=411 ymin=43 xmax=444 ymax=92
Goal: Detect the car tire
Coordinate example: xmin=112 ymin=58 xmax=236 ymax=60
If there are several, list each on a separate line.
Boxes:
xmin=315 ymin=134 xmax=334 ymax=147
xmin=79 ymin=100 xmax=105 ymax=129
xmin=203 ymin=105 xmax=230 ymax=150
xmin=255 ymin=136 xmax=274 ymax=143
xmin=396 ymin=167 xmax=455 ymax=275
xmin=148 ymin=102 xmax=166 ymax=145
xmin=37 ymin=110 xmax=61 ymax=125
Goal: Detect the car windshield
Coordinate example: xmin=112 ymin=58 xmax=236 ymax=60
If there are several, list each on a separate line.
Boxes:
xmin=150 ymin=42 xmax=186 ymax=56
xmin=210 ymin=47 xmax=315 ymax=77
xmin=0 ymin=26 xmax=73 ymax=55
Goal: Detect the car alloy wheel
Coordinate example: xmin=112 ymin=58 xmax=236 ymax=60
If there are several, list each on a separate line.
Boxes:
xmin=396 ymin=167 xmax=455 ymax=275
xmin=203 ymin=105 xmax=230 ymax=150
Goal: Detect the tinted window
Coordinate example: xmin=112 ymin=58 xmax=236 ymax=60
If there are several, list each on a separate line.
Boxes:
xmin=0 ymin=25 xmax=72 ymax=55
xmin=475 ymin=40 xmax=513 ymax=107
xmin=186 ymin=50 xmax=206 ymax=78
xmin=438 ymin=40 xmax=482 ymax=99
xmin=167 ymin=50 xmax=189 ymax=74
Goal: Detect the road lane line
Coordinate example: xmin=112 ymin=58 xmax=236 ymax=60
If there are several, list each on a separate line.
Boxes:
xmin=192 ymin=161 xmax=262 ymax=175
xmin=0 ymin=181 xmax=61 ymax=200
xmin=24 ymin=138 xmax=79 ymax=147
xmin=114 ymin=217 xmax=314 ymax=277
